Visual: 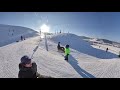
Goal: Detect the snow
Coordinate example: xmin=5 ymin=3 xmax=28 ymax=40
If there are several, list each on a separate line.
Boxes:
xmin=91 ymin=43 xmax=120 ymax=55
xmin=0 ymin=36 xmax=80 ymax=78
xmin=0 ymin=29 xmax=120 ymax=78
xmin=0 ymin=24 xmax=39 ymax=47
xmin=50 ymin=33 xmax=118 ymax=59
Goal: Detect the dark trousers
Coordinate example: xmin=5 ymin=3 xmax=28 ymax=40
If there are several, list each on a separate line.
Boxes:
xmin=65 ymin=54 xmax=69 ymax=61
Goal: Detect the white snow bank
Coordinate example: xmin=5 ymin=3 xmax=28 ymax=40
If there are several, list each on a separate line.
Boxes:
xmin=0 ymin=24 xmax=39 ymax=47
xmin=50 ymin=33 xmax=118 ymax=59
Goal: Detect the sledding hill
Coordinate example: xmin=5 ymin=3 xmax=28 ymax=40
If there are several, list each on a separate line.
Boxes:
xmin=0 ymin=24 xmax=38 ymax=47
xmin=0 ymin=36 xmax=82 ymax=78
xmin=0 ymin=32 xmax=120 ymax=78
xmin=50 ymin=33 xmax=118 ymax=59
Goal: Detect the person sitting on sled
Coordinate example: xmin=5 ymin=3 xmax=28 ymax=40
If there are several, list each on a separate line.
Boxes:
xmin=57 ymin=42 xmax=65 ymax=52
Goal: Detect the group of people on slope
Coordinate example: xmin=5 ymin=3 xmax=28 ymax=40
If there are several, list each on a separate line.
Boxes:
xmin=57 ymin=42 xmax=70 ymax=62
xmin=18 ymin=42 xmax=70 ymax=78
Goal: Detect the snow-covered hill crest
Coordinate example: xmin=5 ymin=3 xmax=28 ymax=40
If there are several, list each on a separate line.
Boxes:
xmin=0 ymin=24 xmax=38 ymax=47
xmin=50 ymin=33 xmax=118 ymax=59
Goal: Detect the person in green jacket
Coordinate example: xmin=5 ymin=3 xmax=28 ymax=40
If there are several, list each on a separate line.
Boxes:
xmin=65 ymin=44 xmax=70 ymax=61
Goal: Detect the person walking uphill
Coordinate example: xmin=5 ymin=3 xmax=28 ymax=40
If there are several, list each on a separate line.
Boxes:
xmin=64 ymin=44 xmax=70 ymax=62
xmin=18 ymin=55 xmax=39 ymax=78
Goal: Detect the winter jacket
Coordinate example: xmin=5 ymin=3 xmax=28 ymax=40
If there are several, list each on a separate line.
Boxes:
xmin=65 ymin=48 xmax=70 ymax=55
xmin=57 ymin=43 xmax=60 ymax=49
xmin=18 ymin=62 xmax=37 ymax=78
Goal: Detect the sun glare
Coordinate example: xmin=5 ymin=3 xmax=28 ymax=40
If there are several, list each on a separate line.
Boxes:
xmin=40 ymin=24 xmax=50 ymax=33
xmin=41 ymin=33 xmax=45 ymax=38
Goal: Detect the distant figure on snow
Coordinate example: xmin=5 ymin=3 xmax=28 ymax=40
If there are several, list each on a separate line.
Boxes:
xmin=21 ymin=36 xmax=23 ymax=41
xmin=24 ymin=36 xmax=25 ymax=40
xmin=106 ymin=48 xmax=108 ymax=52
xmin=57 ymin=42 xmax=65 ymax=52
xmin=119 ymin=51 xmax=120 ymax=58
xmin=60 ymin=30 xmax=61 ymax=33
xmin=64 ymin=44 xmax=70 ymax=62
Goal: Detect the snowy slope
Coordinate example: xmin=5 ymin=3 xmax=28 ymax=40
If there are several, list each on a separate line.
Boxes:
xmin=0 ymin=24 xmax=38 ymax=47
xmin=0 ymin=33 xmax=120 ymax=78
xmin=91 ymin=43 xmax=120 ymax=55
xmin=50 ymin=33 xmax=118 ymax=59
xmin=0 ymin=36 xmax=81 ymax=78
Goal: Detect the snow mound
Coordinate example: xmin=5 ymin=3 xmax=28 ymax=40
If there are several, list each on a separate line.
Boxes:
xmin=50 ymin=33 xmax=118 ymax=59
xmin=0 ymin=24 xmax=38 ymax=47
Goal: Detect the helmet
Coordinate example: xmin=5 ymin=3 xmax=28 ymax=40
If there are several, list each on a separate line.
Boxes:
xmin=66 ymin=44 xmax=69 ymax=48
xmin=21 ymin=55 xmax=31 ymax=64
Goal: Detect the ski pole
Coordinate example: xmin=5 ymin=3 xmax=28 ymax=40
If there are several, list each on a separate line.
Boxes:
xmin=30 ymin=37 xmax=41 ymax=59
xmin=31 ymin=45 xmax=39 ymax=59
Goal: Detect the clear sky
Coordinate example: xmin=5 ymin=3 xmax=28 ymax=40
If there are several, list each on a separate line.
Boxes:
xmin=0 ymin=12 xmax=120 ymax=42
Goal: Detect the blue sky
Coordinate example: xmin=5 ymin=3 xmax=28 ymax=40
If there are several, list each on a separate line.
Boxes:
xmin=0 ymin=12 xmax=120 ymax=42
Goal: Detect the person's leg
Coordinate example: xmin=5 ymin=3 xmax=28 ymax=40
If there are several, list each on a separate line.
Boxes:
xmin=65 ymin=54 xmax=68 ymax=61
xmin=64 ymin=55 xmax=67 ymax=60
xmin=66 ymin=54 xmax=68 ymax=61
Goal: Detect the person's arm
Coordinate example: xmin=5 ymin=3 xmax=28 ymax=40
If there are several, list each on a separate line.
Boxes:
xmin=32 ymin=62 xmax=37 ymax=73
xmin=19 ymin=63 xmax=23 ymax=70
xmin=18 ymin=63 xmax=22 ymax=78
xmin=32 ymin=62 xmax=42 ymax=78
xmin=68 ymin=48 xmax=70 ymax=54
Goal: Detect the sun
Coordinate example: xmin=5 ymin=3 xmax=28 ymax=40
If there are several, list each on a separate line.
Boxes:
xmin=40 ymin=24 xmax=50 ymax=33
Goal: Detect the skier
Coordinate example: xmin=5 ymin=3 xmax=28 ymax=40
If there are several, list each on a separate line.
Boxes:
xmin=64 ymin=44 xmax=70 ymax=62
xmin=106 ymin=48 xmax=108 ymax=52
xmin=18 ymin=55 xmax=39 ymax=78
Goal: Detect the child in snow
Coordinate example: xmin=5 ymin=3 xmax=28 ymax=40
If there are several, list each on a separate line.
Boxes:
xmin=57 ymin=42 xmax=61 ymax=50
xmin=64 ymin=44 xmax=70 ymax=62
xmin=18 ymin=55 xmax=39 ymax=78
xmin=57 ymin=42 xmax=65 ymax=52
